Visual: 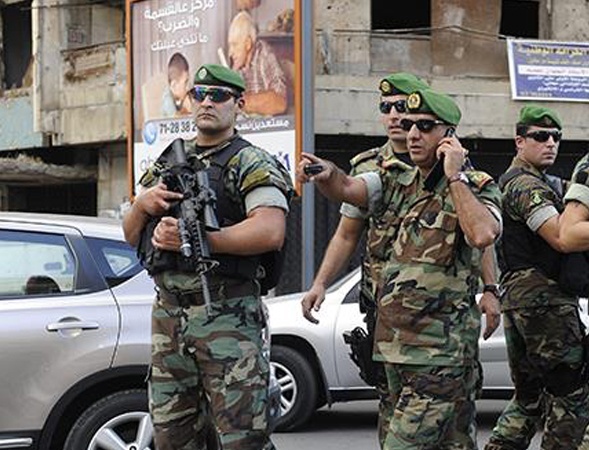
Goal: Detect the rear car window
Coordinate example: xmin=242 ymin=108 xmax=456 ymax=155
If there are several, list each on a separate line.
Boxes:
xmin=85 ymin=237 xmax=143 ymax=287
xmin=0 ymin=230 xmax=75 ymax=296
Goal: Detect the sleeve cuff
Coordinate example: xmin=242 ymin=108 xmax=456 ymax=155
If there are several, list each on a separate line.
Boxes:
xmin=340 ymin=202 xmax=369 ymax=219
xmin=527 ymin=205 xmax=558 ymax=232
xmin=564 ymin=183 xmax=589 ymax=209
xmin=356 ymin=172 xmax=382 ymax=214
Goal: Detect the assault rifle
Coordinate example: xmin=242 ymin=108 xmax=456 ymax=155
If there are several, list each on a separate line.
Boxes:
xmin=156 ymin=138 xmax=219 ymax=315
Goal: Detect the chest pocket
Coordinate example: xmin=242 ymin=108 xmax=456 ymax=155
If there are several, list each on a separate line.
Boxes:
xmin=393 ymin=198 xmax=459 ymax=267
xmin=367 ymin=209 xmax=402 ymax=262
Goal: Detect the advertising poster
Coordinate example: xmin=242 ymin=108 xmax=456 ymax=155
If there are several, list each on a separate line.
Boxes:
xmin=507 ymin=38 xmax=589 ymax=102
xmin=126 ymin=0 xmax=299 ymax=195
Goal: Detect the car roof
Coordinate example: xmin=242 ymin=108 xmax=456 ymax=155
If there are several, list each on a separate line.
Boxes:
xmin=0 ymin=212 xmax=125 ymax=240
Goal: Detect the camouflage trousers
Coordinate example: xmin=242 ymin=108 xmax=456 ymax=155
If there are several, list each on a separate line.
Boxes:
xmin=485 ymin=304 xmax=589 ymax=450
xmin=149 ymin=291 xmax=276 ymax=450
xmin=383 ymin=363 xmax=480 ymax=450
xmin=365 ymin=309 xmax=396 ymax=448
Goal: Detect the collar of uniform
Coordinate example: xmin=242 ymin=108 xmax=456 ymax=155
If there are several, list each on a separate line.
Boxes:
xmin=511 ymin=156 xmax=546 ymax=179
xmin=380 ymin=142 xmax=413 ymax=172
xmin=397 ymin=166 xmax=419 ymax=186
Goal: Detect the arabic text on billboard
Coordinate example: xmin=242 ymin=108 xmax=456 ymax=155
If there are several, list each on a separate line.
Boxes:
xmin=507 ymin=39 xmax=589 ymax=102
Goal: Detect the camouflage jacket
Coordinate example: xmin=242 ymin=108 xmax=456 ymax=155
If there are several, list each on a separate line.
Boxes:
xmin=140 ymin=134 xmax=293 ymax=293
xmin=371 ymin=164 xmax=501 ymax=367
xmin=346 ymin=141 xmax=413 ymax=305
xmin=500 ymin=157 xmax=576 ymax=310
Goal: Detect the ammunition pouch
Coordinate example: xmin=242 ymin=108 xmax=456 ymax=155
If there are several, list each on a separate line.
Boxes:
xmin=137 ymin=216 xmax=261 ymax=281
xmin=342 ymin=326 xmax=383 ymax=387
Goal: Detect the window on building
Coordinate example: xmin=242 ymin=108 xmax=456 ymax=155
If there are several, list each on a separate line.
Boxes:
xmin=1 ymin=0 xmax=32 ymax=89
xmin=501 ymin=0 xmax=539 ymax=38
xmin=371 ymin=0 xmax=431 ymax=34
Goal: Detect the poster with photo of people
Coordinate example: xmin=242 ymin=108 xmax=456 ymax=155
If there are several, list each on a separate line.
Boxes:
xmin=126 ymin=0 xmax=299 ymax=194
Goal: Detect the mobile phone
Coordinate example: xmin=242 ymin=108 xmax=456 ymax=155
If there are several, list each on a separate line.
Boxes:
xmin=304 ymin=163 xmax=325 ymax=176
xmin=423 ymin=127 xmax=455 ymax=192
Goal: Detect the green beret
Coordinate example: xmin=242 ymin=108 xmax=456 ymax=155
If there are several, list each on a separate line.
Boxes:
xmin=379 ymin=72 xmax=429 ymax=96
xmin=518 ymin=104 xmax=562 ymax=130
xmin=406 ymin=89 xmax=462 ymax=125
xmin=194 ymin=64 xmax=246 ymax=92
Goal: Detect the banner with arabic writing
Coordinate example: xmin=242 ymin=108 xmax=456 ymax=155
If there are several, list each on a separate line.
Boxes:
xmin=126 ymin=0 xmax=299 ymax=194
xmin=507 ymin=38 xmax=589 ymax=102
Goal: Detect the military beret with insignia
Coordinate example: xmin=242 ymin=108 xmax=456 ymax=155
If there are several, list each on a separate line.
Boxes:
xmin=378 ymin=72 xmax=429 ymax=96
xmin=518 ymin=104 xmax=562 ymax=130
xmin=194 ymin=64 xmax=246 ymax=92
xmin=406 ymin=89 xmax=462 ymax=125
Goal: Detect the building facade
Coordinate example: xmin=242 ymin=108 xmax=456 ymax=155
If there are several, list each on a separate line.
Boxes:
xmin=0 ymin=0 xmax=587 ymax=289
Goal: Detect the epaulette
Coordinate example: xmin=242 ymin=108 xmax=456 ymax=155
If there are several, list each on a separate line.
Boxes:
xmin=381 ymin=157 xmax=413 ymax=171
xmin=465 ymin=170 xmax=494 ymax=190
xmin=350 ymin=148 xmax=379 ymax=168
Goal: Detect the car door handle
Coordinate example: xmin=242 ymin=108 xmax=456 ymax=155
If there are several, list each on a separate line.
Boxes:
xmin=46 ymin=321 xmax=100 ymax=332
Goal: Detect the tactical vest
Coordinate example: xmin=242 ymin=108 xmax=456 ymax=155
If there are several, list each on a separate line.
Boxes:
xmin=138 ymin=136 xmax=263 ymax=282
xmin=497 ymin=167 xmax=564 ymax=281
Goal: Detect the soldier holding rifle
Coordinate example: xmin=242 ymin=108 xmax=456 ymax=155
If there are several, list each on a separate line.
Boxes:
xmin=123 ymin=64 xmax=292 ymax=450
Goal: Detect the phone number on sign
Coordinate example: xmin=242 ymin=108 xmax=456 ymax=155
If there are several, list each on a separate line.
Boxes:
xmin=158 ymin=118 xmax=197 ymax=135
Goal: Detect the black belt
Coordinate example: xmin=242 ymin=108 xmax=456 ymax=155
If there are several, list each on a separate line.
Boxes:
xmin=156 ymin=278 xmax=259 ymax=308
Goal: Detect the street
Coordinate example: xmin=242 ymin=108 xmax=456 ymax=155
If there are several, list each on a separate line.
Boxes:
xmin=273 ymin=399 xmax=543 ymax=450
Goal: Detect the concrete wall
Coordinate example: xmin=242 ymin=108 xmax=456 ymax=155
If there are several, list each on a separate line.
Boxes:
xmin=33 ymin=0 xmax=126 ymax=145
xmin=97 ymin=142 xmax=129 ymax=218
xmin=551 ymin=0 xmax=589 ymax=41
xmin=314 ymin=0 xmax=589 ymax=140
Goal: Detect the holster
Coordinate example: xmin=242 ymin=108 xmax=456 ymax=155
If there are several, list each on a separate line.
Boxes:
xmin=342 ymin=326 xmax=382 ymax=387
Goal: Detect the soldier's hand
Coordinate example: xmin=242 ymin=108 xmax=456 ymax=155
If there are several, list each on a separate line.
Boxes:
xmin=301 ymin=284 xmax=326 ymax=324
xmin=296 ymin=153 xmax=332 ymax=184
xmin=437 ymin=136 xmax=468 ymax=178
xmin=152 ymin=216 xmax=181 ymax=251
xmin=135 ymin=182 xmax=184 ymax=217
xmin=479 ymin=291 xmax=501 ymax=340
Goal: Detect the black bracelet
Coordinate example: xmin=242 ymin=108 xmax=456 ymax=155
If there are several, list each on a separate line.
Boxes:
xmin=482 ymin=284 xmax=501 ymax=297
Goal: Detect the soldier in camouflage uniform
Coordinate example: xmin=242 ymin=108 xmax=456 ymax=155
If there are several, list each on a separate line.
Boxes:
xmin=485 ymin=105 xmax=589 ymax=450
xmin=298 ymin=88 xmax=502 ymax=449
xmin=301 ymin=72 xmax=428 ymax=447
xmin=123 ymin=64 xmax=292 ymax=450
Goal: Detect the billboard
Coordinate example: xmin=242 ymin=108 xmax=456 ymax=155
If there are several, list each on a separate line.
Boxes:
xmin=126 ymin=0 xmax=301 ymax=195
xmin=507 ymin=38 xmax=589 ymax=102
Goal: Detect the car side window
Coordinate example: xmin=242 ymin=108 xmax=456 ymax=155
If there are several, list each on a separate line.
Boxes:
xmin=85 ymin=237 xmax=142 ymax=288
xmin=0 ymin=230 xmax=75 ymax=297
xmin=342 ymin=281 xmax=361 ymax=304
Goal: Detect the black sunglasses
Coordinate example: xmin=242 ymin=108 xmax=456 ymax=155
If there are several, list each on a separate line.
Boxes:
xmin=400 ymin=118 xmax=447 ymax=132
xmin=523 ymin=130 xmax=562 ymax=143
xmin=190 ymin=86 xmax=238 ymax=103
xmin=379 ymin=99 xmax=406 ymax=114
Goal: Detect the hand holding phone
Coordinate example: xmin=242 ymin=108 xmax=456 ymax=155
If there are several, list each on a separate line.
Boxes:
xmin=303 ymin=163 xmax=325 ymax=176
xmin=423 ymin=128 xmax=456 ymax=192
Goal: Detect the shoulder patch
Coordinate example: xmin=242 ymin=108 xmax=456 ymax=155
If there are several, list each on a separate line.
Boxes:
xmin=465 ymin=170 xmax=494 ymax=189
xmin=350 ymin=148 xmax=379 ymax=168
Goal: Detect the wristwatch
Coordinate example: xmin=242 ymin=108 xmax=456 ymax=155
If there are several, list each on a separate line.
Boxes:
xmin=448 ymin=171 xmax=469 ymax=185
xmin=482 ymin=283 xmax=501 ymax=297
